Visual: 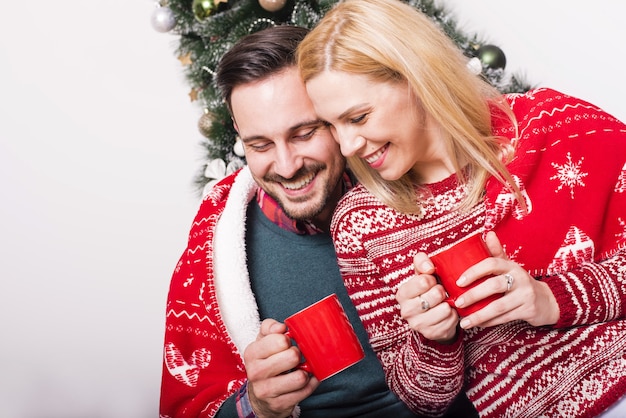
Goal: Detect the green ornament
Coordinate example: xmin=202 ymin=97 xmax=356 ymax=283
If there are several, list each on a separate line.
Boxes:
xmin=192 ymin=0 xmax=218 ymax=22
xmin=477 ymin=44 xmax=506 ymax=70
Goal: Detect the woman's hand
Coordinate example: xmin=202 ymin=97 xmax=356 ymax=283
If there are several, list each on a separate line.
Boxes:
xmin=396 ymin=254 xmax=459 ymax=343
xmin=455 ymin=231 xmax=560 ymax=329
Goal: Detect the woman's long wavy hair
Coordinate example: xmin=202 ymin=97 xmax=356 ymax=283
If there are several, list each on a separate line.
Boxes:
xmin=297 ymin=0 xmax=522 ymax=214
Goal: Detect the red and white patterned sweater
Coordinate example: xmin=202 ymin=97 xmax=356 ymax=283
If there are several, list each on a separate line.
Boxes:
xmin=159 ymin=168 xmax=261 ymax=418
xmin=330 ymin=88 xmax=626 ymax=417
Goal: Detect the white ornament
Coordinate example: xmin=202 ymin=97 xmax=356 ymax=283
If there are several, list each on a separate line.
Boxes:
xmin=202 ymin=158 xmax=246 ymax=196
xmin=467 ymin=57 xmax=482 ymax=75
xmin=202 ymin=158 xmax=226 ymax=196
xmin=226 ymin=159 xmax=245 ymax=175
xmin=233 ymin=137 xmax=245 ymax=157
xmin=151 ymin=6 xmax=176 ymax=33
xmin=204 ymin=158 xmax=227 ymax=180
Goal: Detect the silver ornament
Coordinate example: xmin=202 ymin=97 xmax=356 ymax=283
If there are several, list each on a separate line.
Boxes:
xmin=466 ymin=57 xmax=482 ymax=75
xmin=151 ymin=6 xmax=176 ymax=33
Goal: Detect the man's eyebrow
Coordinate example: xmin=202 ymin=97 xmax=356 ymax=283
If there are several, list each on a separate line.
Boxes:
xmin=240 ymin=119 xmax=326 ymax=143
xmin=231 ymin=114 xmax=266 ymax=143
xmin=292 ymin=119 xmax=327 ymax=130
xmin=239 ymin=134 xmax=267 ymax=143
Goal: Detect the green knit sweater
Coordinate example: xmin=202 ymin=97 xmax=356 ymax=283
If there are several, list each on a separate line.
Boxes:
xmin=242 ymin=200 xmax=417 ymax=418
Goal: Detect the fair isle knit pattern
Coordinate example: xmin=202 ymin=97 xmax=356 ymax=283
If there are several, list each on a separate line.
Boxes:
xmin=160 ymin=168 xmax=260 ymax=418
xmin=331 ymin=88 xmax=626 ymax=418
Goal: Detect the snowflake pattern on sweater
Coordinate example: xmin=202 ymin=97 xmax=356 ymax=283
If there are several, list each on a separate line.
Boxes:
xmin=330 ymin=88 xmax=626 ymax=418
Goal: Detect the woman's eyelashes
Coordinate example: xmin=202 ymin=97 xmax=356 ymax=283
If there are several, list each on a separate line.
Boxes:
xmin=349 ymin=112 xmax=370 ymax=124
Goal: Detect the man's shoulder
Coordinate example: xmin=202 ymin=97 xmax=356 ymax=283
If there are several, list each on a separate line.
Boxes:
xmin=198 ymin=167 xmax=256 ymax=210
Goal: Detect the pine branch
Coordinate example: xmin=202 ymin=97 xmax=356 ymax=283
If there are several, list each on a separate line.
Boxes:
xmin=155 ymin=0 xmax=533 ymax=195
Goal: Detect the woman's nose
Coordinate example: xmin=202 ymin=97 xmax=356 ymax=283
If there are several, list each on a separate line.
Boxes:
xmin=334 ymin=127 xmax=366 ymax=158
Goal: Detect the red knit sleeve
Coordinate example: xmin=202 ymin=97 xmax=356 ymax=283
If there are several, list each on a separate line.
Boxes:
xmin=386 ymin=332 xmax=465 ymax=416
xmin=488 ymin=88 xmax=626 ymax=330
xmin=546 ymin=249 xmax=626 ymax=328
xmin=331 ymin=189 xmax=465 ymax=416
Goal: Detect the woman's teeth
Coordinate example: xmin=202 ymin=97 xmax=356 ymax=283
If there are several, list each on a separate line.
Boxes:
xmin=365 ymin=144 xmax=388 ymax=164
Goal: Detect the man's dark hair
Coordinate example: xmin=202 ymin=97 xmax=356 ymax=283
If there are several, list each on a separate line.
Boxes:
xmin=215 ymin=25 xmax=309 ymax=114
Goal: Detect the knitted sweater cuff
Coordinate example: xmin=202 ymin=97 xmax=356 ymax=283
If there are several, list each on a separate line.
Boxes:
xmin=544 ymin=274 xmax=577 ymax=328
xmin=415 ymin=327 xmax=464 ymax=355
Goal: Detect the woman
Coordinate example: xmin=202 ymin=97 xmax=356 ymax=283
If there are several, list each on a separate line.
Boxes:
xmin=297 ymin=0 xmax=626 ymax=417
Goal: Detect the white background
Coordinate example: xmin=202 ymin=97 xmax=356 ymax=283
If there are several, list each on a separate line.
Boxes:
xmin=0 ymin=1 xmax=623 ymax=417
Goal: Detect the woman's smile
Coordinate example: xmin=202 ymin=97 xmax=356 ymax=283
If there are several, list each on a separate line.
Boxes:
xmin=363 ymin=143 xmax=389 ymax=167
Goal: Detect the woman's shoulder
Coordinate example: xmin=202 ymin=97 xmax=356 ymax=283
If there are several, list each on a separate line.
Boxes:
xmin=504 ymin=87 xmax=622 ymax=126
xmin=331 ymin=183 xmax=388 ymax=231
xmin=504 ymin=87 xmax=573 ymax=107
xmin=336 ymin=183 xmax=385 ymax=212
xmin=494 ymin=87 xmax=625 ymax=153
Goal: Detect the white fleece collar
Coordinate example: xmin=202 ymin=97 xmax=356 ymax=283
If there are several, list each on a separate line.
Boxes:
xmin=213 ymin=167 xmax=261 ymax=354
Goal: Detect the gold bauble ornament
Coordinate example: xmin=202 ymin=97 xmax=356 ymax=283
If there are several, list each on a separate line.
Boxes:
xmin=259 ymin=0 xmax=287 ymax=13
xmin=192 ymin=0 xmax=219 ymax=21
xmin=198 ymin=111 xmax=214 ymax=137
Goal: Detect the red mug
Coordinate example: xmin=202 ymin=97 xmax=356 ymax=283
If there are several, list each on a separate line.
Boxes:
xmin=284 ymin=293 xmax=365 ymax=381
xmin=430 ymin=234 xmax=503 ymax=317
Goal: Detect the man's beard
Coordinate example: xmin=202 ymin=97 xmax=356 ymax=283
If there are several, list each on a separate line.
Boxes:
xmin=263 ymin=164 xmax=329 ymax=221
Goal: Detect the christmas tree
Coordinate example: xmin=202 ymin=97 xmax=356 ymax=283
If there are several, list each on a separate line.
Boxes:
xmin=151 ymin=0 xmax=532 ymax=195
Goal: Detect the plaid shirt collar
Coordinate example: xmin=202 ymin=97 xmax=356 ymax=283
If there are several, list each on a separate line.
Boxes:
xmin=256 ymin=171 xmax=354 ymax=235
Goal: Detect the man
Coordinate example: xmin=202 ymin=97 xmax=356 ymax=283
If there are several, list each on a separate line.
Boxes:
xmin=159 ymin=26 xmax=474 ymax=418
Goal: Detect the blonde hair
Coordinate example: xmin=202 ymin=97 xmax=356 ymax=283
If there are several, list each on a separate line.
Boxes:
xmin=298 ymin=0 xmax=522 ymax=214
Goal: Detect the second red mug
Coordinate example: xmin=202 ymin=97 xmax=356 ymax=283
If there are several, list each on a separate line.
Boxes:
xmin=430 ymin=234 xmax=503 ymax=317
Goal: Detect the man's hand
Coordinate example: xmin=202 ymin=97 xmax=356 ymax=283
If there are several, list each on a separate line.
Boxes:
xmin=243 ymin=318 xmax=319 ymax=418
